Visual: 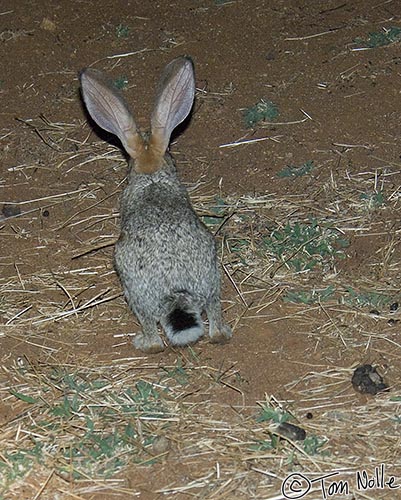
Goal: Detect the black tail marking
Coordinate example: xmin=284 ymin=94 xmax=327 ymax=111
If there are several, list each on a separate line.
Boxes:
xmin=167 ymin=307 xmax=198 ymax=334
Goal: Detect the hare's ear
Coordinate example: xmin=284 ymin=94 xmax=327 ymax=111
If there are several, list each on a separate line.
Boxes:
xmin=150 ymin=57 xmax=195 ymax=155
xmin=80 ymin=68 xmax=143 ymax=159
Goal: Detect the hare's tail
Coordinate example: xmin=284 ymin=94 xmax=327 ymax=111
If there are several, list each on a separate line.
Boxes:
xmin=162 ymin=292 xmax=203 ymax=346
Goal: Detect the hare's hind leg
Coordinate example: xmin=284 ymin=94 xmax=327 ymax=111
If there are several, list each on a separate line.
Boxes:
xmin=132 ymin=312 xmax=164 ymax=353
xmin=206 ymin=295 xmax=232 ymax=344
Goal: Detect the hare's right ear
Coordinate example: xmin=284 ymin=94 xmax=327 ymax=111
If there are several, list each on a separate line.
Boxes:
xmin=80 ymin=68 xmax=142 ymax=159
xmin=150 ymin=57 xmax=195 ymax=156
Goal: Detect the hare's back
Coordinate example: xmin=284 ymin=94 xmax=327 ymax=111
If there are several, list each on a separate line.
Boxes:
xmin=116 ymin=182 xmax=216 ymax=276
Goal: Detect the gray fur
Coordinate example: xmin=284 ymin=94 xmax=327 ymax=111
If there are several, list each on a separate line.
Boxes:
xmin=80 ymin=57 xmax=232 ymax=353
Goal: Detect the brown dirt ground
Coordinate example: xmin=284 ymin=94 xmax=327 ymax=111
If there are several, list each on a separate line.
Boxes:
xmin=1 ymin=0 xmax=401 ymax=499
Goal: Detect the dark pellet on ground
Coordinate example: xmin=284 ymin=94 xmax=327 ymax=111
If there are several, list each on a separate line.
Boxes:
xmin=2 ymin=204 xmax=21 ymax=218
xmin=351 ymin=364 xmax=388 ymax=395
xmin=277 ymin=422 xmax=306 ymax=441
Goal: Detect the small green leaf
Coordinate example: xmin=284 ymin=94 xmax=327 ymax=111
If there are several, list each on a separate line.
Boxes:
xmin=116 ymin=24 xmax=130 ymax=38
xmin=113 ymin=76 xmax=129 ymax=90
xmin=10 ymin=390 xmax=38 ymax=404
xmin=257 ymin=406 xmax=291 ymax=424
xmin=277 ymin=160 xmax=314 ymax=178
xmin=243 ymin=99 xmax=279 ymax=128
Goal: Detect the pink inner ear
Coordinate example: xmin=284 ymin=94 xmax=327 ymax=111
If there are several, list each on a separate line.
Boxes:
xmin=150 ymin=58 xmax=195 ymax=156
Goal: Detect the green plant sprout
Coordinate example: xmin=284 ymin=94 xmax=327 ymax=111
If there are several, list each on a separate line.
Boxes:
xmin=113 ymin=76 xmax=129 ymax=90
xmin=277 ymin=160 xmax=314 ymax=178
xmin=1 ymin=371 xmax=170 ymax=487
xmin=243 ymin=98 xmax=279 ymax=128
xmin=355 ymin=27 xmax=401 ymax=48
xmin=284 ymin=285 xmax=336 ymax=304
xmin=263 ymin=219 xmax=349 ymax=272
xmin=344 ymin=287 xmax=393 ymax=308
xmin=360 ymin=191 xmax=385 ymax=209
xmin=116 ymin=24 xmax=130 ymax=38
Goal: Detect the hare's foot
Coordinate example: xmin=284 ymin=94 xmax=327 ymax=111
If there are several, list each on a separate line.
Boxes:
xmin=133 ymin=332 xmax=164 ymax=353
xmin=206 ymin=296 xmax=232 ymax=344
xmin=131 ymin=312 xmax=164 ymax=353
xmin=209 ymin=323 xmax=232 ymax=344
xmin=206 ymin=297 xmax=233 ymax=344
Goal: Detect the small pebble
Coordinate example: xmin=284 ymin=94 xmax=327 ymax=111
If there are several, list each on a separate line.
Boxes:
xmin=390 ymin=302 xmax=398 ymax=312
xmin=151 ymin=435 xmax=170 ymax=455
xmin=40 ymin=18 xmax=57 ymax=32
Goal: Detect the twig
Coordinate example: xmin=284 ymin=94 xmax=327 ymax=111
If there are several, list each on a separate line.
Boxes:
xmin=219 ymin=136 xmax=281 ymax=148
xmin=285 ymin=28 xmax=343 ymax=41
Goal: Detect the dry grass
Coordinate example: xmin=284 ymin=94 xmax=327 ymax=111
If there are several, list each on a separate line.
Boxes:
xmin=1 ymin=110 xmax=401 ymax=500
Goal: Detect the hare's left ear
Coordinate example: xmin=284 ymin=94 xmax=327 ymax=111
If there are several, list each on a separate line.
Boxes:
xmin=149 ymin=57 xmax=195 ymax=156
xmin=80 ymin=68 xmax=143 ymax=160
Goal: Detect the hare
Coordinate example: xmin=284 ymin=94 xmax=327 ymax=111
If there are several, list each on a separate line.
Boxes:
xmin=80 ymin=57 xmax=232 ymax=353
